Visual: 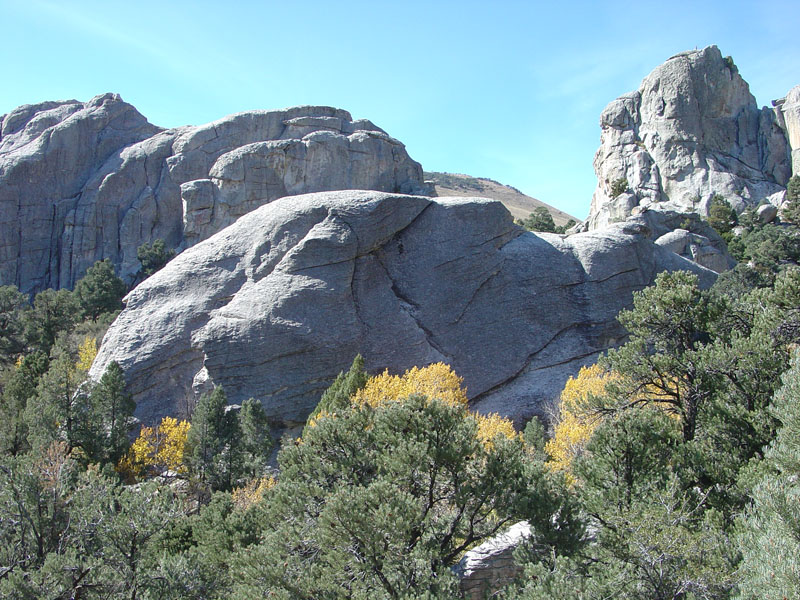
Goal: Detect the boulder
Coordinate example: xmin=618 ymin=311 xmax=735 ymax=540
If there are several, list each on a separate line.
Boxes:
xmin=454 ymin=521 xmax=531 ymax=599
xmin=587 ymin=46 xmax=792 ymax=230
xmin=654 ymin=229 xmax=732 ymax=273
xmin=757 ymin=202 xmax=779 ymax=223
xmin=0 ymin=95 xmax=429 ymax=294
xmin=90 ymin=190 xmax=716 ymax=427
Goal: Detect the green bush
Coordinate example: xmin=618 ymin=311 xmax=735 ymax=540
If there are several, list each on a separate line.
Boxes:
xmin=609 ymin=177 xmax=629 ymax=199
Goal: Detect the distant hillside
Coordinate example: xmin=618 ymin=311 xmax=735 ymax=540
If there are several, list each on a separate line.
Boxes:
xmin=424 ymin=171 xmax=578 ymax=226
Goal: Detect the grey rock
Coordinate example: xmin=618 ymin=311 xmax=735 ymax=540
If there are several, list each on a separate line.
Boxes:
xmin=774 ymin=85 xmax=800 ymax=175
xmin=757 ymin=202 xmax=779 ymax=223
xmin=90 ymin=190 xmax=716 ymax=427
xmin=654 ymin=229 xmax=732 ymax=273
xmin=625 ymin=208 xmax=735 ymax=273
xmin=454 ymin=521 xmax=530 ymax=599
xmin=587 ymin=46 xmax=792 ymax=230
xmin=0 ymin=96 xmax=429 ymax=294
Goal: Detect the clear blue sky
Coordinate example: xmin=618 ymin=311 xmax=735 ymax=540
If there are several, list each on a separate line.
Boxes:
xmin=2 ymin=0 xmax=798 ymax=220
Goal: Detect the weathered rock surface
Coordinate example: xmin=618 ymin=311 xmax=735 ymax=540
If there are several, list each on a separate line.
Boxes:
xmin=454 ymin=521 xmax=530 ymax=599
xmin=90 ymin=190 xmax=716 ymax=427
xmin=774 ymin=85 xmax=800 ymax=175
xmin=587 ymin=46 xmax=792 ymax=230
xmin=0 ymin=95 xmax=428 ymax=294
xmin=634 ymin=208 xmax=735 ymax=273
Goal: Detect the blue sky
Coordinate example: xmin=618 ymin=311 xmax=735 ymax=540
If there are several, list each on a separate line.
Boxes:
xmin=2 ymin=0 xmax=798 ymax=220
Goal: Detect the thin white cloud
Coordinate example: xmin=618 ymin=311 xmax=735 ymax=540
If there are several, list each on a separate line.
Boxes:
xmin=25 ymin=0 xmax=174 ymax=64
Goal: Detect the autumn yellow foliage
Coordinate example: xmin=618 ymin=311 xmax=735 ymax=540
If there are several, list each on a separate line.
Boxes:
xmin=476 ymin=412 xmax=518 ymax=449
xmin=117 ymin=416 xmax=190 ymax=479
xmin=76 ymin=336 xmax=97 ymax=373
xmin=352 ymin=363 xmax=469 ymax=408
xmin=545 ymin=364 xmax=619 ymax=482
xmin=348 ymin=363 xmax=516 ymax=449
xmin=232 ymin=476 xmax=276 ymax=510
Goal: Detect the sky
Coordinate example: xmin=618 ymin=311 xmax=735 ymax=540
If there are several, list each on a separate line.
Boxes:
xmin=1 ymin=0 xmax=799 ymax=220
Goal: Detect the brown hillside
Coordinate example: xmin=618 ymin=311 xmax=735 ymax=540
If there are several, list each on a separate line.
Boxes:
xmin=424 ymin=171 xmax=578 ymax=227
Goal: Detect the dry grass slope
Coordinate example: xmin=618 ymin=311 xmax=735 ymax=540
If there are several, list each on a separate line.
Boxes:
xmin=424 ymin=171 xmax=578 ymax=227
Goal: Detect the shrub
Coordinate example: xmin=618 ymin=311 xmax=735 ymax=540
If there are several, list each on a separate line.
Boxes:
xmin=609 ymin=177 xmax=629 ymax=199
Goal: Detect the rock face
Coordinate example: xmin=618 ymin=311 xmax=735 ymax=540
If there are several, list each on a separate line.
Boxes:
xmin=0 ymin=94 xmax=428 ymax=294
xmin=587 ymin=46 xmax=792 ymax=230
xmin=774 ymin=85 xmax=800 ymax=175
xmin=454 ymin=521 xmax=530 ymax=599
xmin=636 ymin=208 xmax=735 ymax=273
xmin=90 ymin=190 xmax=716 ymax=427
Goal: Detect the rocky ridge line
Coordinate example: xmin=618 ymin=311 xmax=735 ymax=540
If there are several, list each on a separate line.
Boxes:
xmin=0 ymin=94 xmax=428 ymax=294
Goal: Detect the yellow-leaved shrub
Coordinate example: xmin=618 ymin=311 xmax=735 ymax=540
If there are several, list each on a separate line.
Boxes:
xmin=117 ymin=416 xmax=190 ymax=480
xmin=232 ymin=476 xmax=276 ymax=510
xmin=545 ymin=363 xmax=619 ymax=482
xmin=76 ymin=336 xmax=97 ymax=373
xmin=352 ymin=362 xmax=469 ymax=408
xmin=348 ymin=362 xmax=516 ymax=449
xmin=476 ymin=412 xmax=518 ymax=449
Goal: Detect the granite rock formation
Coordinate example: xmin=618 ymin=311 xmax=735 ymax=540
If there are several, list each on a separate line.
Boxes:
xmin=454 ymin=521 xmax=531 ymax=599
xmin=90 ymin=190 xmax=716 ymax=427
xmin=774 ymin=85 xmax=800 ymax=176
xmin=0 ymin=94 xmax=427 ymax=294
xmin=587 ymin=46 xmax=792 ymax=230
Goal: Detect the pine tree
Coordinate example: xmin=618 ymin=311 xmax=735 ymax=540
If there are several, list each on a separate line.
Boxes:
xmin=74 ymin=259 xmax=126 ymax=321
xmin=736 ymin=353 xmax=800 ymax=599
xmin=137 ymin=239 xmax=175 ymax=277
xmin=27 ymin=344 xmax=82 ymax=452
xmin=0 ymin=285 xmax=28 ymax=364
xmin=0 ymin=351 xmax=48 ymax=456
xmin=86 ymin=361 xmax=134 ymax=464
xmin=305 ymin=354 xmax=367 ymax=430
xmin=236 ymin=398 xmax=272 ymax=480
xmin=23 ymin=289 xmax=78 ymax=355
xmin=601 ymin=270 xmax=723 ymax=442
xmin=186 ymin=386 xmax=237 ymax=491
xmin=233 ymin=394 xmax=581 ymax=599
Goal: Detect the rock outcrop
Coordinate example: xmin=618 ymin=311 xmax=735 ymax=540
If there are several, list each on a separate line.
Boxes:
xmin=90 ymin=190 xmax=716 ymax=427
xmin=587 ymin=46 xmax=792 ymax=230
xmin=774 ymin=85 xmax=800 ymax=176
xmin=0 ymin=94 xmax=427 ymax=294
xmin=454 ymin=521 xmax=530 ymax=599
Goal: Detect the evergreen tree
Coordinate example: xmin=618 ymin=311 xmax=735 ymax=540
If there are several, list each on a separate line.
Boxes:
xmin=0 ymin=351 xmax=48 ymax=456
xmin=85 ymin=361 xmax=135 ymax=465
xmin=782 ymin=174 xmax=800 ymax=224
xmin=0 ymin=284 xmax=29 ymax=364
xmin=74 ymin=259 xmax=127 ymax=321
xmin=233 ymin=394 xmax=582 ymax=598
xmin=601 ymin=270 xmax=723 ymax=442
xmin=137 ymin=239 xmax=175 ymax=277
xmin=305 ymin=354 xmax=368 ymax=431
xmin=23 ymin=288 xmax=78 ymax=355
xmin=518 ymin=206 xmax=557 ymax=233
xmin=27 ymin=343 xmax=83 ymax=453
xmin=736 ymin=353 xmax=800 ymax=599
xmin=706 ymin=193 xmax=737 ymax=234
xmin=186 ymin=386 xmax=238 ymax=491
xmin=236 ymin=398 xmax=272 ymax=480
